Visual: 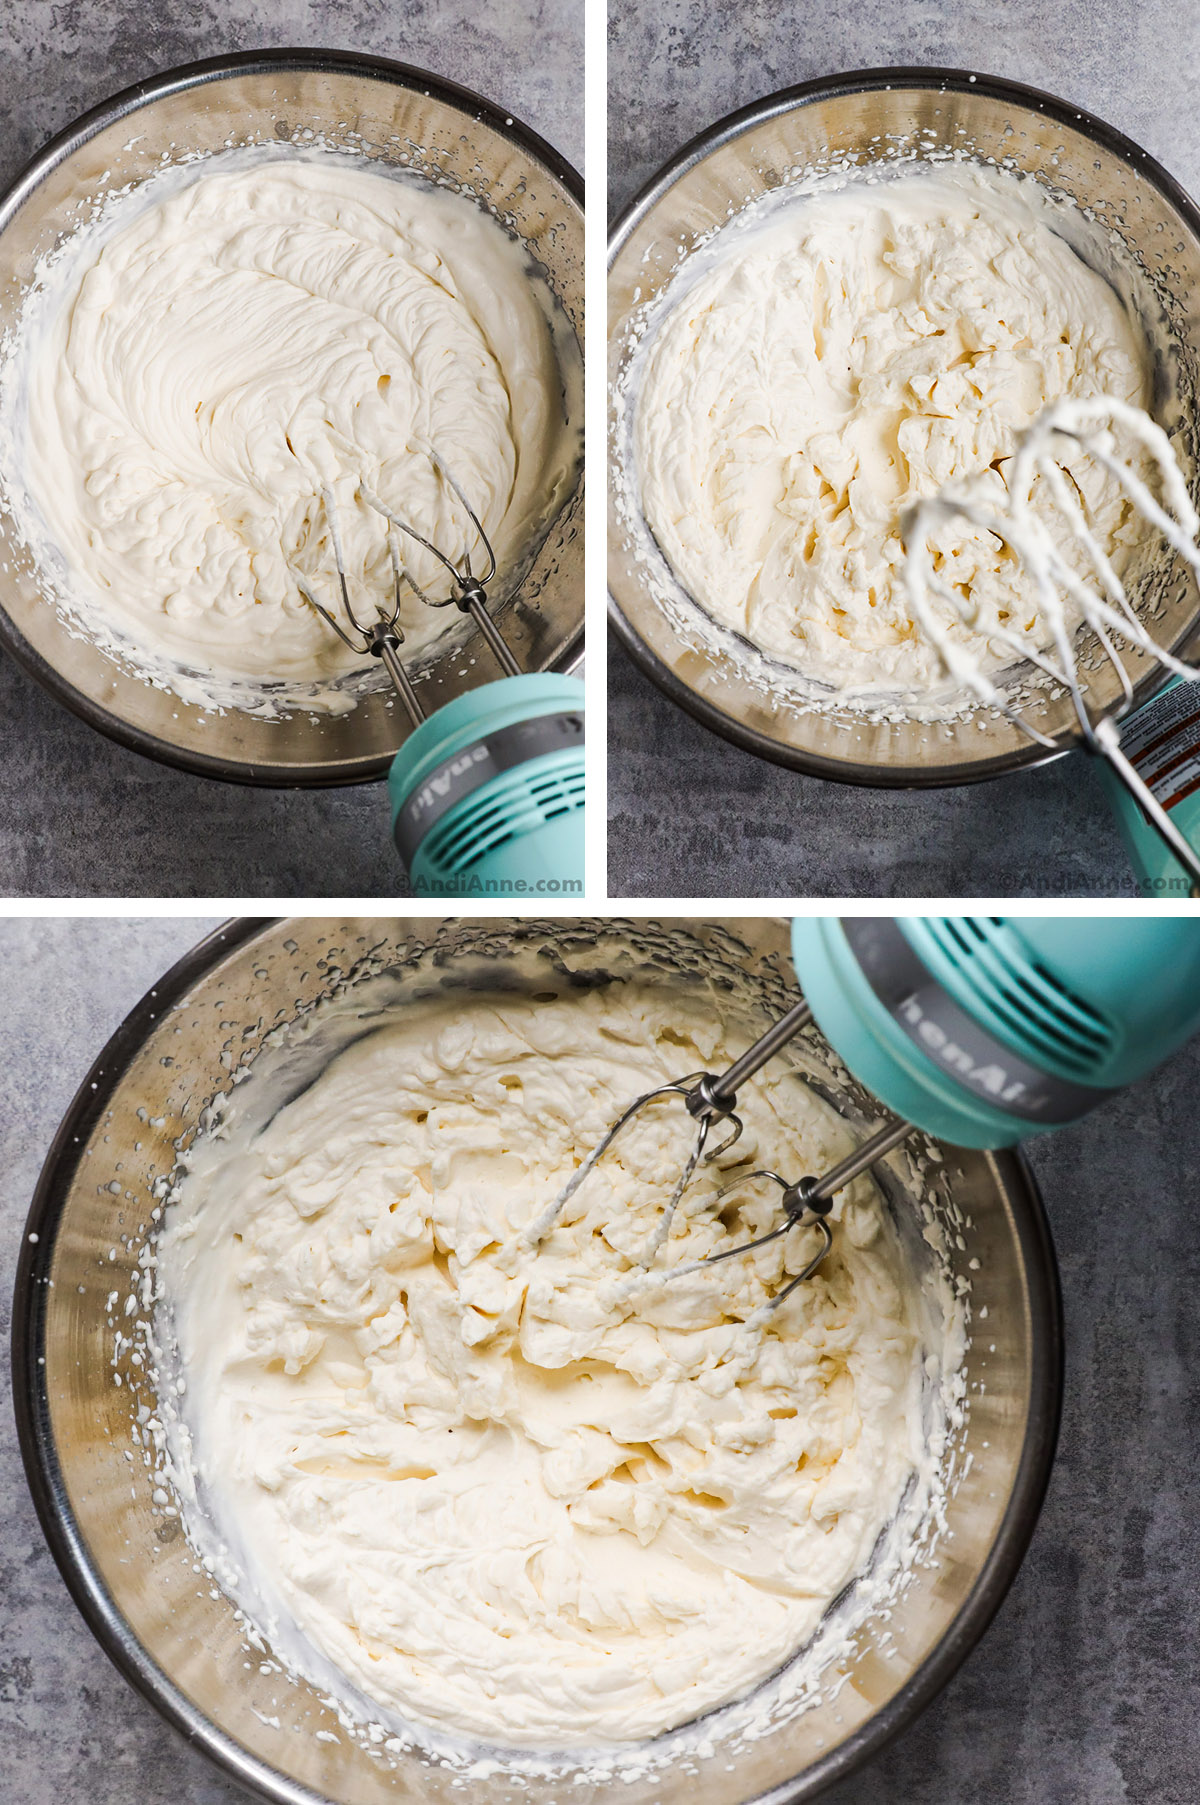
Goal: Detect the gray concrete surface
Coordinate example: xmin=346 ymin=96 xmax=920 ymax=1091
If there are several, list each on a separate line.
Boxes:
xmin=607 ymin=0 xmax=1200 ymax=899
xmin=4 ymin=916 xmax=1200 ymax=1802
xmin=0 ymin=0 xmax=582 ymax=899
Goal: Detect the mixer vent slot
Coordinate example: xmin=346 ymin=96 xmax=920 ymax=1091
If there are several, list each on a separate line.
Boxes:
xmin=425 ymin=764 xmax=585 ymax=875
xmin=927 ymin=918 xmax=1116 ymax=1077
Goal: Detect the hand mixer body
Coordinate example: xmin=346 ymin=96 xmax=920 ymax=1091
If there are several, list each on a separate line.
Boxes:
xmin=387 ymin=673 xmax=585 ymax=892
xmin=791 ymin=916 xmax=1200 ymax=1149
xmin=1098 ymin=677 xmax=1200 ymax=899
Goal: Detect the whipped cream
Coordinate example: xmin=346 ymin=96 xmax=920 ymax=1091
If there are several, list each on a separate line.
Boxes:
xmin=158 ymin=982 xmax=949 ymax=1748
xmin=635 ymin=166 xmax=1151 ymax=703
xmin=8 ymin=153 xmax=579 ymax=695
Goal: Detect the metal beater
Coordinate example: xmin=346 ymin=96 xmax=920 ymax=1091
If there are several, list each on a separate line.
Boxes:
xmin=902 ymin=396 xmax=1200 ymax=891
xmin=523 ymin=995 xmax=912 ymax=1311
xmin=293 ymin=452 xmax=521 ymax=726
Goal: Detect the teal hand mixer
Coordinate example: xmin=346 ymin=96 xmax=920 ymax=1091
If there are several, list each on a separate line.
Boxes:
xmin=296 ymin=461 xmax=584 ymax=893
xmin=530 ymin=916 xmax=1200 ymax=1308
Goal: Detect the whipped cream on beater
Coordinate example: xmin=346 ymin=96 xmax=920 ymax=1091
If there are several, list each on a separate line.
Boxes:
xmin=902 ymin=394 xmax=1200 ymax=717
xmin=635 ymin=165 xmax=1151 ymax=703
xmin=7 ymin=154 xmax=579 ymax=695
xmin=158 ymin=983 xmax=950 ymax=1748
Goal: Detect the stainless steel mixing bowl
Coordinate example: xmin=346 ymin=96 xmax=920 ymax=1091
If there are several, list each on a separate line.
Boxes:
xmin=608 ymin=68 xmax=1200 ymax=785
xmin=14 ymin=915 xmax=1061 ymax=1804
xmin=0 ymin=51 xmax=583 ymax=785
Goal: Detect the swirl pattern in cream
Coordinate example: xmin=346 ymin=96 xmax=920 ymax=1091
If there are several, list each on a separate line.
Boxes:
xmin=18 ymin=156 xmax=579 ymax=688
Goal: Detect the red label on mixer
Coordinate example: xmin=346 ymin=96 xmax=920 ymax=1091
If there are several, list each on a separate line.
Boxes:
xmin=1120 ymin=685 xmax=1200 ymax=813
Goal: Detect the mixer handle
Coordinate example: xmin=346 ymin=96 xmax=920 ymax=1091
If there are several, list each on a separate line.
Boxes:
xmin=1089 ymin=716 xmax=1200 ymax=894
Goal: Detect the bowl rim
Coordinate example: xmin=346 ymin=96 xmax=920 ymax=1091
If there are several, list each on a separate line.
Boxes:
xmin=11 ymin=913 xmax=1064 ymax=1805
xmin=607 ymin=62 xmax=1200 ymax=788
xmin=0 ymin=48 xmax=584 ymax=790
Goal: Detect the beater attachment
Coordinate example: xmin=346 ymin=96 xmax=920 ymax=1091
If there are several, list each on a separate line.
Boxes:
xmin=668 ymin=1116 xmax=913 ymax=1307
xmin=524 ymin=994 xmax=914 ymax=1302
xmin=902 ymin=396 xmax=1200 ymax=888
xmin=293 ymin=485 xmax=426 ymax=723
xmin=360 ymin=449 xmax=520 ymax=677
xmin=669 ymin=1171 xmax=835 ymax=1309
xmin=521 ymin=1069 xmax=745 ymax=1269
xmin=292 ymin=452 xmax=521 ymax=723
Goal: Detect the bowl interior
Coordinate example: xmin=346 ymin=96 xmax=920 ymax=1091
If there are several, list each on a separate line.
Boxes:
xmin=0 ymin=55 xmax=584 ymax=784
xmin=16 ymin=916 xmax=1060 ymax=1804
xmin=608 ymin=72 xmax=1200 ymax=783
